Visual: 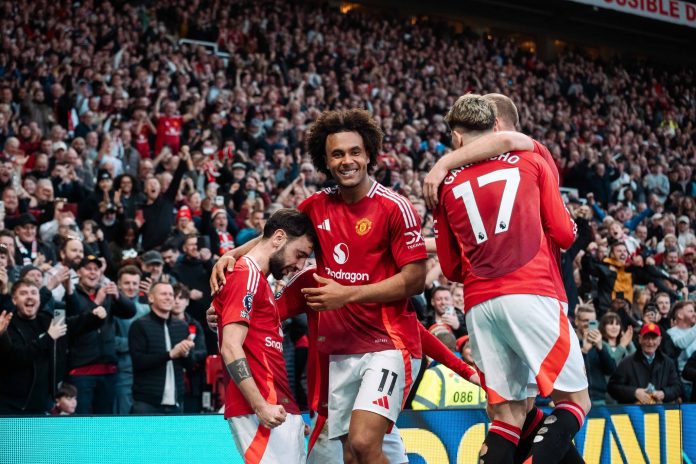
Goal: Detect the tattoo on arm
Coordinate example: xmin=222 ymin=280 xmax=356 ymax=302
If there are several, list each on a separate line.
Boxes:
xmin=226 ymin=358 xmax=252 ymax=384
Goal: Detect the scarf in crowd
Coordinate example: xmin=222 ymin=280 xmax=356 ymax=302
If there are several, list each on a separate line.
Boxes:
xmin=217 ymin=229 xmax=235 ymax=255
xmin=15 ymin=236 xmax=37 ymax=266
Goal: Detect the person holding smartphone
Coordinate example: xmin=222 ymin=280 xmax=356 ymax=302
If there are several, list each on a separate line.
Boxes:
xmin=574 ymin=304 xmax=617 ymax=405
xmin=0 ymin=279 xmax=106 ymax=414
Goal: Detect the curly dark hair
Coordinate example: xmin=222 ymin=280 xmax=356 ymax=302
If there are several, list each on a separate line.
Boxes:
xmin=305 ymin=109 xmax=383 ymax=176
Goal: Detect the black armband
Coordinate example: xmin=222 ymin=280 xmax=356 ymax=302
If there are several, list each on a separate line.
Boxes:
xmin=226 ymin=358 xmax=252 ymax=384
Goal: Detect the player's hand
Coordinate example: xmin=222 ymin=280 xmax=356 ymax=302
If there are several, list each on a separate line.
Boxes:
xmin=210 ymin=253 xmax=237 ymax=294
xmin=423 ymin=161 xmax=449 ymax=210
xmin=301 ymin=274 xmax=353 ymax=311
xmin=92 ymin=306 xmax=107 ymax=319
xmin=255 ymin=403 xmax=287 ymax=429
xmin=206 ymin=306 xmax=218 ymax=331
xmin=468 ymin=373 xmax=481 ymax=387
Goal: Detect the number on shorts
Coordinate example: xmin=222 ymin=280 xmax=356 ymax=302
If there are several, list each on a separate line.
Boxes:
xmin=378 ymin=369 xmax=398 ymax=396
xmin=451 ymin=167 xmax=520 ymax=244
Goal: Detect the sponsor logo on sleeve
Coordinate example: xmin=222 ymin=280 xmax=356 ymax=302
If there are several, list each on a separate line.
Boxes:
xmin=240 ymin=293 xmax=253 ymax=320
xmin=404 ymin=230 xmax=425 ymax=249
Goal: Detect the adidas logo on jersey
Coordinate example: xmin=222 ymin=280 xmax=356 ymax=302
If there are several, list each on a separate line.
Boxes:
xmin=372 ymin=395 xmax=390 ymax=409
xmin=317 ymin=219 xmax=331 ymax=231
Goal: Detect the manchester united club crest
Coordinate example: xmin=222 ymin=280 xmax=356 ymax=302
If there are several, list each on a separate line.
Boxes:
xmin=355 ymin=218 xmax=373 ymax=236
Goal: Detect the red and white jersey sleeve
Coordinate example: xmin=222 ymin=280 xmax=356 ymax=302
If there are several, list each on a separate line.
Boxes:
xmin=433 ymin=204 xmax=464 ymax=283
xmin=532 ymin=139 xmax=569 ymax=302
xmin=299 ymin=182 xmax=426 ymax=358
xmin=437 ymin=152 xmax=574 ymax=310
xmin=214 ymin=256 xmax=299 ymax=418
xmin=275 ymin=265 xmax=328 ymax=415
xmin=532 ymin=139 xmax=560 ymax=184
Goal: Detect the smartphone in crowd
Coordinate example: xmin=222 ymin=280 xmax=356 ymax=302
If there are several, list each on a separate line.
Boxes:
xmin=588 ymin=320 xmax=599 ymax=331
xmin=53 ymin=309 xmax=66 ymax=326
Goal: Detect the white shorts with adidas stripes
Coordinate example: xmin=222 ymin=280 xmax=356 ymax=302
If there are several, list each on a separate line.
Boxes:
xmin=327 ymin=350 xmax=421 ymax=440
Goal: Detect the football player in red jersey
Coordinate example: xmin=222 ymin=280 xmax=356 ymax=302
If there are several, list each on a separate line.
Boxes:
xmin=208 ymin=263 xmax=479 ymax=464
xmin=424 ymin=93 xmax=585 ymax=463
xmin=212 ymin=109 xmax=428 ymax=464
xmin=434 ymin=95 xmax=590 ymax=464
xmin=214 ymin=209 xmax=316 ymax=464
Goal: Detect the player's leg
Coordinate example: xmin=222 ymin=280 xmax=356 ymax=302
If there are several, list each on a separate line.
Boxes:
xmin=467 ymin=299 xmax=530 ymax=463
xmin=348 ymin=350 xmax=419 ymax=464
xmin=227 ymin=414 xmax=271 ymax=463
xmin=382 ymin=425 xmax=409 ymax=464
xmin=514 ymin=392 xmax=585 ymax=464
xmin=498 ymin=295 xmax=589 ymax=464
xmin=347 ymin=410 xmax=390 ymax=464
xmin=327 ymin=354 xmax=367 ymax=464
xmin=262 ymin=413 xmax=307 ymax=464
xmin=307 ymin=414 xmax=344 ymax=464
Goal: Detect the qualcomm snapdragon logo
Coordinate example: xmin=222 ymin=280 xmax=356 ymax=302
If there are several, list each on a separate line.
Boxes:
xmin=333 ymin=243 xmax=349 ymax=265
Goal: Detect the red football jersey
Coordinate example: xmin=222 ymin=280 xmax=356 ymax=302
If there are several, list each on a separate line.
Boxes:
xmin=134 ymin=125 xmax=152 ymax=159
xmin=214 ymin=256 xmax=299 ymax=419
xmin=276 ymin=266 xmax=328 ymax=415
xmin=532 ymin=139 xmax=567 ymax=303
xmin=298 ymin=181 xmax=427 ymax=357
xmin=434 ymin=151 xmax=576 ymax=310
xmin=155 ymin=115 xmax=182 ymax=155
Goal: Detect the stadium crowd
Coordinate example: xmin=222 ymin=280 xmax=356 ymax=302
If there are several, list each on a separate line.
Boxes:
xmin=0 ymin=0 xmax=694 ymax=415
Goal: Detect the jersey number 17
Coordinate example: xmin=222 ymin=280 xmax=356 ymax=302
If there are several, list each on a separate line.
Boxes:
xmin=452 ymin=167 xmax=520 ymax=245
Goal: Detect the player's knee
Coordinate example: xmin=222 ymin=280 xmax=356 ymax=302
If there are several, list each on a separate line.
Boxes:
xmin=553 ymin=389 xmax=591 ymax=415
xmin=349 ymin=433 xmax=382 ymax=462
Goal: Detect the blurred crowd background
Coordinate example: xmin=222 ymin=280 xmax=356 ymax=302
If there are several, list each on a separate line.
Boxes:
xmin=0 ymin=0 xmax=694 ymax=415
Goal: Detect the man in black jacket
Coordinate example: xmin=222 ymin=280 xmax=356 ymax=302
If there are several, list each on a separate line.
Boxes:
xmin=173 ymin=234 xmax=214 ymax=352
xmin=608 ymin=323 xmax=682 ymax=404
xmin=0 ymin=280 xmax=105 ymax=414
xmin=129 ymin=281 xmax=194 ymax=413
xmin=139 ymin=148 xmax=190 ymax=251
xmin=65 ymin=255 xmax=136 ymax=413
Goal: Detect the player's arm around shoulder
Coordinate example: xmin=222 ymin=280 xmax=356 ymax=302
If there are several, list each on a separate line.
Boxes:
xmin=535 ymin=155 xmax=576 ymax=249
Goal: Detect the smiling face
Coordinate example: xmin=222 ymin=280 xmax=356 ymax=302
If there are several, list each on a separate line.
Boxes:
xmin=268 ymin=234 xmax=314 ymax=280
xmin=13 ymin=283 xmax=40 ymax=319
xmin=325 ymin=131 xmax=371 ymax=192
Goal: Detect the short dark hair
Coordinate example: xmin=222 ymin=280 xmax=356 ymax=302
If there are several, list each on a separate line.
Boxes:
xmin=305 ymin=109 xmax=383 ymax=176
xmin=670 ymin=300 xmax=694 ymax=321
xmin=149 ymin=280 xmax=173 ymax=295
xmin=59 ymin=235 xmax=83 ymax=252
xmin=172 ymin=282 xmax=190 ymax=300
xmin=430 ymin=286 xmax=452 ymax=301
xmin=0 ymin=229 xmax=15 ymax=239
xmin=117 ymin=265 xmax=142 ymax=280
xmin=262 ymin=209 xmax=317 ymax=247
xmin=11 ymin=279 xmax=39 ymax=295
xmin=56 ymin=382 xmax=77 ymax=399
